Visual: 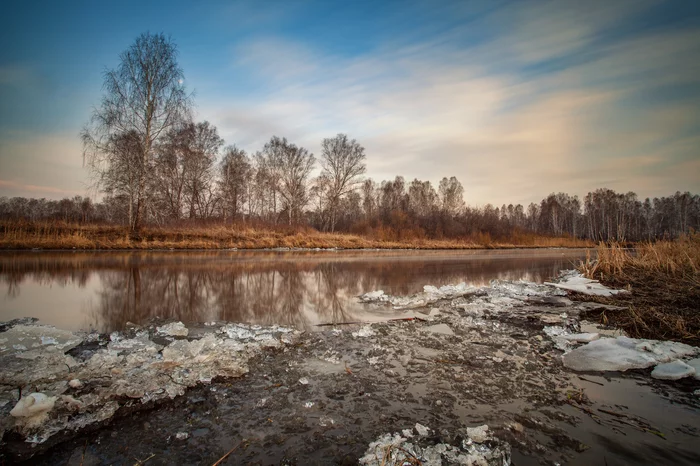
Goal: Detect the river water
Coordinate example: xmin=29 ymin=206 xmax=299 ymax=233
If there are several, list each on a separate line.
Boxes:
xmin=0 ymin=249 xmax=589 ymax=332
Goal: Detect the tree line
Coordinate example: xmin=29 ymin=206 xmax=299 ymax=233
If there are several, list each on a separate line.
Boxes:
xmin=2 ymin=187 xmax=698 ymax=243
xmin=4 ymin=33 xmax=698 ymax=243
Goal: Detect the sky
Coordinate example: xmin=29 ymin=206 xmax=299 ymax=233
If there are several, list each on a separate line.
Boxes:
xmin=0 ymin=0 xmax=699 ymax=207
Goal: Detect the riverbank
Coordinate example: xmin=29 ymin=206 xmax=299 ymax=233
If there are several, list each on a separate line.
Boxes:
xmin=575 ymin=234 xmax=700 ymax=345
xmin=0 ymin=221 xmax=593 ymax=250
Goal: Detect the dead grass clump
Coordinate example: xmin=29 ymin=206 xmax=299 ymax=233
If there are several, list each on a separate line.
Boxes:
xmin=582 ymin=234 xmax=699 ymax=285
xmin=577 ymin=233 xmax=700 ymax=344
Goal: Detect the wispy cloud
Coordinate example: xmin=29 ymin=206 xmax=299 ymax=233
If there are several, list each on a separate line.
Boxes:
xmin=201 ymin=1 xmax=699 ymax=206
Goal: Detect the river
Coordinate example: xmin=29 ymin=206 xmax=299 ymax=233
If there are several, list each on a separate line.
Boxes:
xmin=2 ymin=248 xmax=699 ymax=465
xmin=0 ymin=248 xmax=590 ymax=332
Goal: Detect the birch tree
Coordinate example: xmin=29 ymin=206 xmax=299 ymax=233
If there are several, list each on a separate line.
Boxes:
xmin=319 ymin=134 xmax=366 ymax=232
xmin=82 ymin=32 xmax=191 ymax=232
xmin=262 ymin=136 xmax=315 ymax=224
xmin=219 ymin=146 xmax=251 ymax=221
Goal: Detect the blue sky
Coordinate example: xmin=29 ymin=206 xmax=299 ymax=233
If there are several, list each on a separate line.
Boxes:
xmin=0 ymin=0 xmax=699 ymax=205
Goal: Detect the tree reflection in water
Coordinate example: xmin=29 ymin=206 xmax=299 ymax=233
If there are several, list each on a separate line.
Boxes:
xmin=0 ymin=250 xmax=589 ymax=332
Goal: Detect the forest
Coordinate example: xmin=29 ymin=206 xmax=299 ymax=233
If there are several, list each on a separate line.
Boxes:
xmin=1 ymin=181 xmax=698 ymax=244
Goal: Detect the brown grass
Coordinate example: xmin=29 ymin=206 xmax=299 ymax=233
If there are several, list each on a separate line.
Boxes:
xmin=577 ymin=233 xmax=700 ymax=344
xmin=0 ymin=220 xmax=593 ymax=251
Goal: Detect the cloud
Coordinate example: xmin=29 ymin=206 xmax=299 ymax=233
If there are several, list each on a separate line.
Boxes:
xmin=2 ymin=1 xmax=698 ymax=206
xmin=198 ymin=1 xmax=700 ymax=206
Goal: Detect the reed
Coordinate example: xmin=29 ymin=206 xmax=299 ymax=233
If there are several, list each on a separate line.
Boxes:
xmin=577 ymin=233 xmax=700 ymax=344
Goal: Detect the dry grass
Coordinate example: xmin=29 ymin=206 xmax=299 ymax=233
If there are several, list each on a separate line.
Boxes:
xmin=577 ymin=233 xmax=700 ymax=344
xmin=0 ymin=220 xmax=593 ymax=251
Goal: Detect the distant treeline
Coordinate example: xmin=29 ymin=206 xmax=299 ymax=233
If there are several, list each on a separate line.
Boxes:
xmin=1 ymin=187 xmax=697 ymax=243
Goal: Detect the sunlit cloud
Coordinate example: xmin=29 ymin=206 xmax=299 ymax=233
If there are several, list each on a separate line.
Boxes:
xmin=1 ymin=0 xmax=699 ymax=205
xmin=201 ymin=1 xmax=700 ymax=206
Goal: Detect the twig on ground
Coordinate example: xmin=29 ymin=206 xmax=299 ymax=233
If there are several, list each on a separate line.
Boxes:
xmin=212 ymin=439 xmax=247 ymax=466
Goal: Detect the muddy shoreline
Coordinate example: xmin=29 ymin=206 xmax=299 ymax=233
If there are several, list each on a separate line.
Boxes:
xmin=2 ymin=275 xmax=699 ymax=465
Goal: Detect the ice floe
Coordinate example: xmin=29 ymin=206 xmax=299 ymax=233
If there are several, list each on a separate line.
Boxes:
xmin=651 ymin=360 xmax=696 ymax=380
xmin=0 ymin=321 xmax=300 ymax=445
xmin=686 ymin=358 xmax=700 ymax=380
xmin=0 ymin=324 xmax=83 ymax=355
xmin=352 ymin=325 xmax=376 ymax=338
xmin=156 ymin=321 xmax=189 ymax=337
xmin=545 ymin=271 xmax=628 ymax=297
xmin=562 ymin=336 xmax=700 ymax=375
xmin=360 ymin=282 xmax=480 ymax=310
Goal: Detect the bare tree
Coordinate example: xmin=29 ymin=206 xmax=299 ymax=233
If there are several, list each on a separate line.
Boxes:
xmin=408 ymin=179 xmax=438 ymax=218
xmin=438 ymin=176 xmax=465 ymax=216
xmin=98 ymin=130 xmax=143 ymax=227
xmin=153 ymin=124 xmax=189 ymax=221
xmin=219 ymin=146 xmax=251 ymax=222
xmin=361 ymin=179 xmax=377 ymax=220
xmin=82 ymin=32 xmax=191 ymax=232
xmin=182 ymin=121 xmax=223 ymax=218
xmin=262 ymin=137 xmax=315 ymax=225
xmin=319 ymin=134 xmax=366 ymax=232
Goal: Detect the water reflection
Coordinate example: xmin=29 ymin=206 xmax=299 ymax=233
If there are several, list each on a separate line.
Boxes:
xmin=0 ymin=250 xmax=589 ymax=332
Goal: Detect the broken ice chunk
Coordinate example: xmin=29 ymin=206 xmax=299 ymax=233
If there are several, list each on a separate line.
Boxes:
xmin=651 ymin=360 xmax=696 ymax=380
xmin=563 ymin=336 xmax=699 ymax=372
xmin=156 ymin=322 xmax=189 ymax=337
xmin=352 ymin=326 xmax=376 ymax=338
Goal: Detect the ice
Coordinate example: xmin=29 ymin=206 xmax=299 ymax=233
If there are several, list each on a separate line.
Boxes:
xmin=156 ymin=322 xmax=189 ymax=337
xmin=352 ymin=326 xmax=376 ymax=338
xmin=108 ymin=332 xmax=163 ymax=354
xmin=420 ymin=323 xmax=455 ymax=336
xmin=490 ymin=279 xmax=558 ymax=298
xmin=358 ymin=425 xmax=511 ymax=466
xmin=68 ymin=379 xmax=83 ymax=389
xmin=359 ymin=433 xmax=407 ymax=465
xmin=0 ymin=323 xmax=300 ymax=445
xmin=563 ymin=338 xmax=658 ymax=371
xmin=414 ymin=423 xmax=431 ymax=436
xmin=220 ymin=323 xmax=294 ymax=342
xmin=562 ymin=336 xmax=700 ymax=372
xmin=651 ymin=360 xmax=696 ymax=380
xmin=545 ymin=326 xmax=600 ymax=345
xmin=466 ymin=425 xmax=490 ymax=443
xmin=561 ymin=333 xmax=600 ymax=343
xmin=685 ymin=358 xmax=700 ymax=380
xmin=545 ymin=272 xmax=628 ymax=297
xmin=0 ymin=324 xmax=83 ymax=355
xmin=10 ymin=393 xmax=57 ymax=429
xmin=359 ymin=290 xmax=387 ymax=302
xmin=358 ymin=282 xmax=479 ymax=310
